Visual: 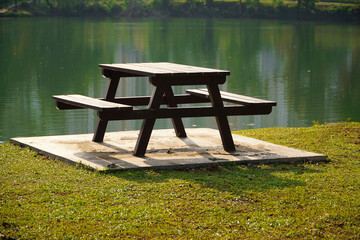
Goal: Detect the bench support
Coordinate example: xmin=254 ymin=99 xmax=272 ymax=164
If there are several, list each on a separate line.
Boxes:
xmin=98 ymin=105 xmax=273 ymax=120
xmin=164 ymin=86 xmax=187 ymax=138
xmin=206 ymin=82 xmax=236 ymax=152
xmin=134 ymin=80 xmax=187 ymax=157
xmin=93 ymin=76 xmax=120 ymax=142
xmin=133 ymin=86 xmax=165 ymax=156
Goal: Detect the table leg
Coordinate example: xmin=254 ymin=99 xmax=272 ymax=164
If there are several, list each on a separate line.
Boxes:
xmin=133 ymin=86 xmax=165 ymax=156
xmin=93 ymin=76 xmax=120 ymax=142
xmin=93 ymin=121 xmax=108 ymax=142
xmin=163 ymin=86 xmax=187 ymax=138
xmin=206 ymin=82 xmax=236 ymax=152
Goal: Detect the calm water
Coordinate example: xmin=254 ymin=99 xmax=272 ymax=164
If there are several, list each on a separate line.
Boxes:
xmin=0 ymin=17 xmax=359 ymax=141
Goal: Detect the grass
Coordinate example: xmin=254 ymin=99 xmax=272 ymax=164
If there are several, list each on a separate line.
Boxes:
xmin=1 ymin=122 xmax=359 ymax=239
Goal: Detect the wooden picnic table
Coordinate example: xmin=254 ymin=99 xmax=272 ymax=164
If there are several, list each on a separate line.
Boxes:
xmin=53 ymin=62 xmax=276 ymax=156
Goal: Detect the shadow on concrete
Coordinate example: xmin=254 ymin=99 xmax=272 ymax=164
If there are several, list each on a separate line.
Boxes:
xmin=90 ymin=137 xmax=323 ymax=195
xmin=73 ymin=135 xmax=285 ymax=171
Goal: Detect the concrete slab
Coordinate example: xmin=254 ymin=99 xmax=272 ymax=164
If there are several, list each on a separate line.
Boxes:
xmin=10 ymin=128 xmax=326 ymax=171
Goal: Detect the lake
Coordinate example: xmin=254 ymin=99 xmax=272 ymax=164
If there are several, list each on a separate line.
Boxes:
xmin=0 ymin=17 xmax=359 ymax=141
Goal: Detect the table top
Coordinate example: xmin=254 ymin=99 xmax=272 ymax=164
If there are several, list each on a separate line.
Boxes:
xmin=99 ymin=62 xmax=230 ymax=77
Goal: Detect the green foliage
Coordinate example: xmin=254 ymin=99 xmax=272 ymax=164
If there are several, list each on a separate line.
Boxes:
xmin=0 ymin=0 xmax=11 ymax=8
xmin=152 ymin=0 xmax=174 ymax=10
xmin=297 ymin=0 xmax=317 ymax=12
xmin=272 ymin=0 xmax=284 ymax=8
xmin=22 ymin=0 xmax=125 ymax=16
xmin=1 ymin=122 xmax=360 ymax=238
xmin=1 ymin=9 xmax=32 ymax=16
xmin=118 ymin=0 xmax=150 ymax=17
xmin=322 ymin=0 xmax=359 ymax=3
xmin=1 ymin=0 xmax=358 ymax=20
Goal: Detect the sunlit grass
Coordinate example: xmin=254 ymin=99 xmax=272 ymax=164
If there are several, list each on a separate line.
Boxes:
xmin=1 ymin=122 xmax=359 ymax=239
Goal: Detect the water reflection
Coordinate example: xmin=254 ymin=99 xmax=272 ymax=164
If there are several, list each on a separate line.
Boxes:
xmin=0 ymin=18 xmax=359 ymax=141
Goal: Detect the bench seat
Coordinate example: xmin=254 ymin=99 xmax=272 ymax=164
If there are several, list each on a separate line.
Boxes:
xmin=53 ymin=94 xmax=133 ymax=112
xmin=186 ymin=89 xmax=277 ymax=107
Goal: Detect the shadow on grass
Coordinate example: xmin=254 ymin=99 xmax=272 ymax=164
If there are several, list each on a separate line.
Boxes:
xmin=105 ymin=162 xmax=323 ymax=195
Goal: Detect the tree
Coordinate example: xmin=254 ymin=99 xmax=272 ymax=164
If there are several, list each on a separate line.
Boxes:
xmin=45 ymin=0 xmax=54 ymax=9
xmin=239 ymin=0 xmax=242 ymax=16
xmin=44 ymin=0 xmax=88 ymax=12
xmin=297 ymin=0 xmax=316 ymax=11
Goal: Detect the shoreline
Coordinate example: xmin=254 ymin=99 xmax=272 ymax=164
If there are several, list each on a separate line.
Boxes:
xmin=1 ymin=1 xmax=359 ymax=22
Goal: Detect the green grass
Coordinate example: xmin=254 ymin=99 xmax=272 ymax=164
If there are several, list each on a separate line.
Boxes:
xmin=1 ymin=122 xmax=359 ymax=239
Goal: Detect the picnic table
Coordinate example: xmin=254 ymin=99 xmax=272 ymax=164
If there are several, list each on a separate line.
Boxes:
xmin=53 ymin=62 xmax=276 ymax=156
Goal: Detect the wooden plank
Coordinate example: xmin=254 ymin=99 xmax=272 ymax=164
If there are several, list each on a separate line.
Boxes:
xmin=186 ymin=89 xmax=277 ymax=106
xmin=150 ymin=75 xmax=227 ymax=86
xmin=104 ymin=63 xmax=171 ymax=75
xmin=148 ymin=62 xmax=230 ymax=75
xmin=98 ymin=105 xmax=273 ymax=121
xmin=135 ymin=63 xmax=185 ymax=74
xmin=53 ymin=95 xmax=133 ymax=112
xmin=99 ymin=62 xmax=230 ymax=77
xmin=111 ymin=94 xmax=209 ymax=106
xmin=101 ymin=69 xmax=138 ymax=78
xmin=219 ymin=90 xmax=277 ymax=105
xmin=52 ymin=95 xmax=210 ymax=110
xmin=99 ymin=63 xmax=177 ymax=77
